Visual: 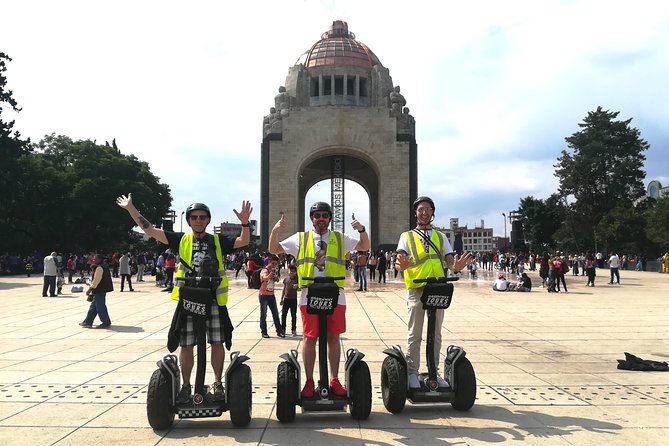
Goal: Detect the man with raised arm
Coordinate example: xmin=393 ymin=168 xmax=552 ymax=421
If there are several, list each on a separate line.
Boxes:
xmin=116 ymin=193 xmax=252 ymax=403
xmin=268 ymin=202 xmax=369 ymax=398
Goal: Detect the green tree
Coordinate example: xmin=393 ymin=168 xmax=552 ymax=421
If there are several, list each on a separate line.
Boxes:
xmin=517 ymin=194 xmax=565 ymax=252
xmin=15 ymin=134 xmax=172 ymax=253
xmin=0 ymin=52 xmax=32 ymax=252
xmin=595 ymin=204 xmax=649 ymax=255
xmin=554 ymin=107 xmax=649 ymax=252
xmin=645 ymin=196 xmax=669 ymax=253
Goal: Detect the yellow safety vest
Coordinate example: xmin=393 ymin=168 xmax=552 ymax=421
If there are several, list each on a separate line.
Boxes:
xmin=402 ymin=229 xmax=446 ymax=289
xmin=295 ymin=231 xmax=347 ymax=289
xmin=171 ymin=233 xmax=229 ymax=306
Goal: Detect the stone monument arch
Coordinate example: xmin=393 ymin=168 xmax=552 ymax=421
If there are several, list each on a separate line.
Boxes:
xmin=260 ymin=20 xmax=417 ymax=250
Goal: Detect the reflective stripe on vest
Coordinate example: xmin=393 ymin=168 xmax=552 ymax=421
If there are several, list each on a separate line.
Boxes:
xmin=171 ymin=233 xmax=229 ymax=306
xmin=296 ymin=231 xmax=346 ymax=288
xmin=402 ymin=229 xmax=446 ymax=288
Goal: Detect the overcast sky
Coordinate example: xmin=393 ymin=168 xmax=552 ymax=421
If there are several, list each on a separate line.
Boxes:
xmin=3 ymin=0 xmax=668 ymax=241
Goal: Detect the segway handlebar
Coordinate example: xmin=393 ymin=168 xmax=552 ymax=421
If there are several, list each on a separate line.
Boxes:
xmin=413 ymin=276 xmax=459 ymax=284
xmin=302 ymin=276 xmax=346 ymax=283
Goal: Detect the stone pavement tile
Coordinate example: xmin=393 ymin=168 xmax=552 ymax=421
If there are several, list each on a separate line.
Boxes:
xmin=0 ymin=370 xmax=43 ymax=383
xmin=360 ymin=427 xmax=468 ymax=446
xmin=532 ymin=373 xmax=619 ymax=386
xmin=85 ymin=401 xmax=147 ymax=428
xmin=55 ymin=361 xmax=135 ymax=373
xmin=0 ymin=427 xmax=74 ymax=446
xmin=159 ymin=428 xmax=265 ymax=445
xmin=627 ymin=384 xmax=669 ymax=403
xmin=51 ymin=384 xmax=143 ymax=403
xmin=86 ymin=371 xmax=157 ymax=385
xmin=53 ymin=427 xmax=162 ymax=445
xmin=1 ymin=360 xmax=71 ymax=373
xmin=598 ymin=404 xmax=669 ymax=427
xmin=0 ymin=401 xmax=37 ymax=420
xmin=559 ymin=385 xmax=666 ymax=405
xmin=0 ymin=402 xmax=111 ymax=427
xmin=454 ymin=427 xmax=573 ymax=445
xmin=556 ymin=427 xmax=668 ymax=445
xmin=0 ymin=383 xmax=78 ymax=402
xmin=261 ymin=427 xmax=362 ymax=445
xmin=474 ymin=373 xmax=552 ymax=386
xmin=598 ymin=372 xmax=669 ymax=385
xmin=491 ymin=386 xmax=587 ymax=406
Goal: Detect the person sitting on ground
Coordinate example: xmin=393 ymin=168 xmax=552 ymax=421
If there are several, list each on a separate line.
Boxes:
xmin=492 ymin=272 xmax=512 ymax=291
xmin=515 ymin=272 xmax=532 ymax=292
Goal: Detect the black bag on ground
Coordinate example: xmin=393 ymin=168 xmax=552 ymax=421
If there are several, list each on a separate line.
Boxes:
xmin=617 ymin=352 xmax=668 ymax=371
xmin=179 ymin=286 xmax=213 ymax=318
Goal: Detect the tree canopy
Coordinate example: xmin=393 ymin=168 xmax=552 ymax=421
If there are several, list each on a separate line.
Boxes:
xmin=554 ymin=106 xmax=649 ymax=251
xmin=12 ymin=134 xmax=173 ymax=253
xmin=516 ymin=106 xmax=664 ymax=256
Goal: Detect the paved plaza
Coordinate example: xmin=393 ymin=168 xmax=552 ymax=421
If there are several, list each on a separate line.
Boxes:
xmin=0 ymin=267 xmax=668 ymax=445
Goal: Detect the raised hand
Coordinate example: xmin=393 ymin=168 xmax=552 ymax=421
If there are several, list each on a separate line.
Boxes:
xmin=350 ymin=213 xmax=364 ymax=232
xmin=116 ymin=193 xmax=134 ymax=210
xmin=233 ymin=200 xmax=253 ymax=224
xmin=273 ymin=213 xmax=286 ymax=232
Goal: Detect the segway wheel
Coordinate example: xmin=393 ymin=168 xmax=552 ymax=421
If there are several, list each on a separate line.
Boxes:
xmin=381 ymin=356 xmax=407 ymax=414
xmin=228 ymin=363 xmax=252 ymax=427
xmin=349 ymin=360 xmax=372 ymax=420
xmin=146 ymin=368 xmax=175 ymax=430
xmin=451 ymin=356 xmax=476 ymax=411
xmin=276 ymin=361 xmax=297 ymax=422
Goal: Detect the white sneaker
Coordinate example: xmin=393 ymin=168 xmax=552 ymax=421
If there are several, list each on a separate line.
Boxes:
xmin=408 ymin=373 xmax=420 ymax=388
xmin=436 ymin=375 xmax=448 ymax=388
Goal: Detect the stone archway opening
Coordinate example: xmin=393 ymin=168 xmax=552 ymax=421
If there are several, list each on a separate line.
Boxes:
xmin=304 ymin=179 xmax=370 ymax=237
xmin=297 ymin=153 xmax=379 ymax=248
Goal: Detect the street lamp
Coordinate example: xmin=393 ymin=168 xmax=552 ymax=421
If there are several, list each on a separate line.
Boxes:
xmin=502 ymin=212 xmax=507 ymax=250
xmin=180 ymin=211 xmax=185 ymax=232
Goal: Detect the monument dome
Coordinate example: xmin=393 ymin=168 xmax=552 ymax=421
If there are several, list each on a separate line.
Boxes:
xmin=295 ymin=20 xmax=382 ymax=70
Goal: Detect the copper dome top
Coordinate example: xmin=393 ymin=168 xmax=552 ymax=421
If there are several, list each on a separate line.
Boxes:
xmin=296 ymin=21 xmax=381 ymax=70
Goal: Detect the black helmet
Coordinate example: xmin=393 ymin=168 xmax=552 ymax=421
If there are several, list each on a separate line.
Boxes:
xmin=413 ymin=196 xmax=435 ymax=212
xmin=309 ymin=201 xmax=332 ymax=217
xmin=185 ymin=202 xmax=211 ymax=219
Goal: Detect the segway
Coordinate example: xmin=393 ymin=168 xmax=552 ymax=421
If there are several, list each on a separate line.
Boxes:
xmin=276 ymin=276 xmax=372 ymax=422
xmin=381 ymin=276 xmax=476 ymax=413
xmin=146 ymin=265 xmax=252 ymax=429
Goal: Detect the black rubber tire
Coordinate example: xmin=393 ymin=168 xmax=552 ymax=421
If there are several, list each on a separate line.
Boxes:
xmin=381 ymin=356 xmax=407 ymax=414
xmin=228 ymin=363 xmax=252 ymax=427
xmin=451 ymin=356 xmax=476 ymax=411
xmin=146 ymin=368 xmax=175 ymax=430
xmin=276 ymin=361 xmax=297 ymax=422
xmin=349 ymin=360 xmax=372 ymax=420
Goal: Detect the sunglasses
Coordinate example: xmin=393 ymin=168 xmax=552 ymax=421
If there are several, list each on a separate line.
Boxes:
xmin=189 ymin=214 xmax=208 ymax=221
xmin=312 ymin=212 xmax=330 ymax=219
xmin=416 ymin=207 xmax=433 ymax=213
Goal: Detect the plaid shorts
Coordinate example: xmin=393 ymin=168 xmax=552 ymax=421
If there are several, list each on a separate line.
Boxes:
xmin=180 ymin=300 xmax=225 ymax=346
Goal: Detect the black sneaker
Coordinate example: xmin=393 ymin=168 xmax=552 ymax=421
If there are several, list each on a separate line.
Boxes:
xmin=277 ymin=331 xmax=286 ymax=338
xmin=262 ymin=333 xmax=270 ymax=338
xmin=176 ymin=384 xmax=192 ymax=404
xmin=210 ymin=381 xmax=225 ymax=401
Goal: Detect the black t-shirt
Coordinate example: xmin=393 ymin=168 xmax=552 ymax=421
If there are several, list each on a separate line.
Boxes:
xmin=164 ymin=231 xmax=235 ymax=276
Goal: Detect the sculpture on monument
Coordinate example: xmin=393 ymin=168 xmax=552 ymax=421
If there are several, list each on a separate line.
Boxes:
xmin=397 ymin=107 xmax=416 ymax=135
xmin=389 ymin=85 xmax=406 ymax=117
xmin=275 ymin=86 xmax=291 ymax=112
